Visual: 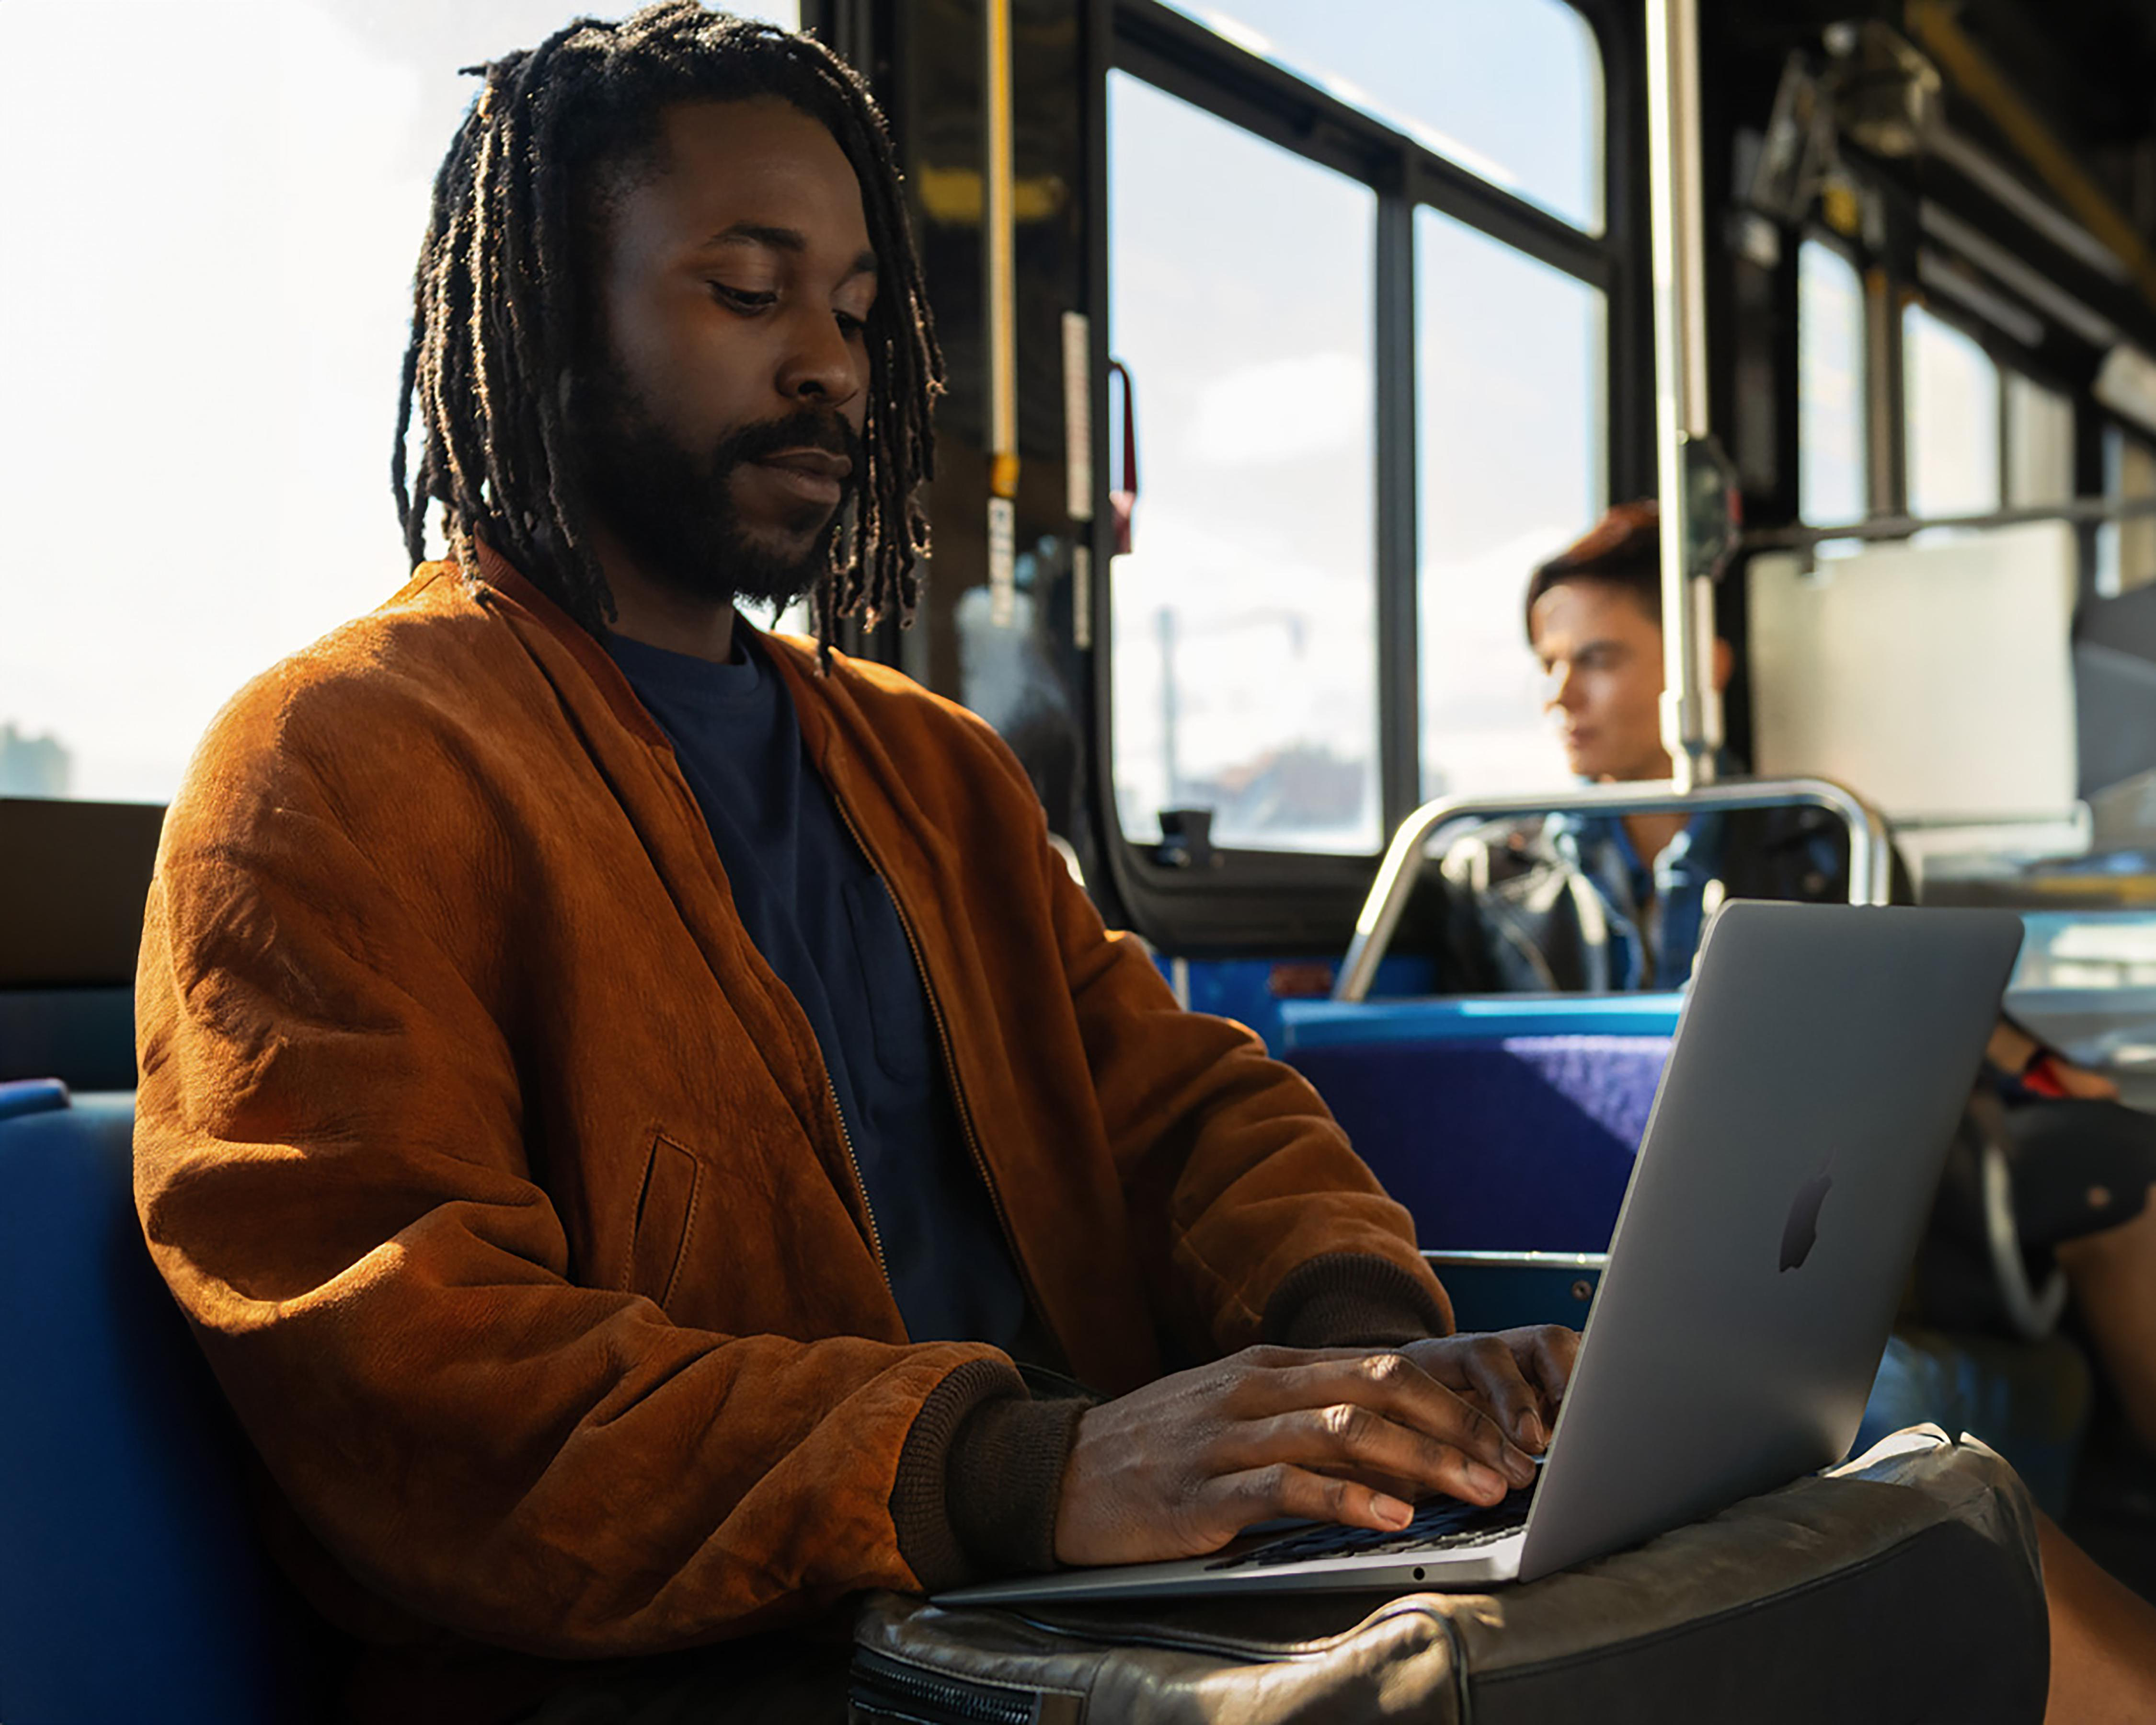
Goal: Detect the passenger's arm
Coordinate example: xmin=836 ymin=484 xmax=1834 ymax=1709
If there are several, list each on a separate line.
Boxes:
xmin=135 ymin=740 xmax=1030 ymax=1653
xmin=1987 ymin=1019 xmax=2121 ymax=1100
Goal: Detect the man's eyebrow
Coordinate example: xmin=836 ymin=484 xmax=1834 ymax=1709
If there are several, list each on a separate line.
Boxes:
xmin=704 ymin=223 xmax=878 ymax=279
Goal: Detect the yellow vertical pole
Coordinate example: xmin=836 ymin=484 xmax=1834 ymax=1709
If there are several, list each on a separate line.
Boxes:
xmin=984 ymin=0 xmax=1021 ymax=626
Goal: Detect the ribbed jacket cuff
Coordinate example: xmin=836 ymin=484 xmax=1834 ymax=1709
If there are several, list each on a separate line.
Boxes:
xmin=1263 ymin=1251 xmax=1450 ymax=1350
xmin=946 ymin=1393 xmax=1091 ymax=1577
xmin=891 ymin=1359 xmax=1091 ymax=1590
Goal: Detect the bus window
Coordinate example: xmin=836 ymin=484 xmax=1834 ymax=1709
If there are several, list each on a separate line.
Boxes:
xmin=1904 ymin=303 xmax=2002 ymax=526
xmin=1106 ymin=70 xmax=1380 ymax=856
xmin=2098 ymin=426 xmax=2156 ymax=598
xmin=2006 ymin=374 xmax=2075 ymax=510
xmin=1798 ymin=240 xmax=1867 ymax=534
xmin=1416 ymin=208 xmax=1604 ymax=803
xmin=0 ymin=1 xmax=798 ymax=807
xmin=1157 ymin=0 xmax=1604 ymax=235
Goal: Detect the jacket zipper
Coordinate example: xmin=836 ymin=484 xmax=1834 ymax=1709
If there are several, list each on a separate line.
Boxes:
xmin=850 ymin=1647 xmax=1040 ymax=1725
xmin=640 ymin=731 xmax=893 ymax=1290
xmin=828 ymin=1072 xmax=889 ymax=1285
xmin=824 ymin=792 xmax=1055 ymax=1338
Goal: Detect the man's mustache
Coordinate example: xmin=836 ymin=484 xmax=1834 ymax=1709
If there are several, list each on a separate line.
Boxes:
xmin=719 ymin=410 xmax=864 ymax=477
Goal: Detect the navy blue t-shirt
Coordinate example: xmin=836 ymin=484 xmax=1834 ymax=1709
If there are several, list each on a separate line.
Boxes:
xmin=607 ymin=628 xmax=1033 ymax=1352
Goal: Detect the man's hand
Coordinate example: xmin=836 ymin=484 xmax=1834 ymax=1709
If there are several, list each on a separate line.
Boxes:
xmin=1398 ymin=1327 xmax=1579 ymax=1452
xmin=1053 ymin=1330 xmax=1579 ymax=1568
xmin=1988 ymin=1021 xmax=2121 ymax=1101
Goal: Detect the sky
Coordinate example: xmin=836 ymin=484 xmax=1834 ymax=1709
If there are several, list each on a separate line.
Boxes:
xmin=0 ymin=0 xmax=792 ymax=803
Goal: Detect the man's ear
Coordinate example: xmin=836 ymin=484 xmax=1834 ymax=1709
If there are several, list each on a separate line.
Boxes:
xmin=1711 ymin=637 xmax=1735 ymax=693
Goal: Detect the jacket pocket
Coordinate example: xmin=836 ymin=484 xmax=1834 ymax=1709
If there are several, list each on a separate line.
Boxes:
xmin=625 ymin=1130 xmax=703 ymax=1309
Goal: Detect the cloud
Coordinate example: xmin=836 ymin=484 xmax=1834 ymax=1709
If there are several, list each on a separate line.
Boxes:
xmin=1185 ymin=351 xmax=1368 ymax=466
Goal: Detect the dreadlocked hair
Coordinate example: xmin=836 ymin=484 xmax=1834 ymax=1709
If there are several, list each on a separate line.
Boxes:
xmin=393 ymin=2 xmax=942 ymax=655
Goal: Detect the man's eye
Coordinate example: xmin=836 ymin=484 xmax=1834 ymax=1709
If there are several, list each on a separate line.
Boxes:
xmin=710 ymin=283 xmax=778 ymax=311
xmin=836 ymin=310 xmax=869 ymax=339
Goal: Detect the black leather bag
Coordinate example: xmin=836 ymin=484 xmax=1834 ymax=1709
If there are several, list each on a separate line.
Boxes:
xmin=849 ymin=1429 xmax=2047 ymax=1725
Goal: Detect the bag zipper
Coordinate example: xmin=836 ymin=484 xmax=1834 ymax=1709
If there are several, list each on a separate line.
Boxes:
xmin=850 ymin=1646 xmax=1041 ymax=1725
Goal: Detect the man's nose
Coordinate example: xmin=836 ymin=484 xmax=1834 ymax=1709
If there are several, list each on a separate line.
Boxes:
xmin=775 ymin=307 xmax=864 ymax=411
xmin=1545 ymin=665 xmax=1582 ymax=713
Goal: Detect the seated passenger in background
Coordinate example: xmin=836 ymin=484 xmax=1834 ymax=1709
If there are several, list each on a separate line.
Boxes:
xmin=1439 ymin=500 xmax=2156 ymax=1461
xmin=1439 ymin=499 xmax=1870 ymax=994
xmin=131 ymin=10 xmax=1573 ymax=1722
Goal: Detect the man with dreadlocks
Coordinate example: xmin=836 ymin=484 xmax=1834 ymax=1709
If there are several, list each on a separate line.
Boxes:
xmin=132 ymin=7 xmax=1576 ymax=1721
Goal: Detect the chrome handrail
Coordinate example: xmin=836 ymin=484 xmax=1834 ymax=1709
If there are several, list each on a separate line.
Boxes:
xmin=1647 ymin=0 xmax=1723 ymax=793
xmin=1981 ymin=1135 xmax=2069 ymax=1340
xmin=1332 ymin=775 xmax=1895 ymax=1003
xmin=1421 ymin=1250 xmax=1609 ymax=1271
xmin=1743 ymin=492 xmax=2156 ymax=552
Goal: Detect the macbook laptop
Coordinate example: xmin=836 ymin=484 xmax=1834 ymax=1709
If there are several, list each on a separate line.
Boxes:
xmin=941 ymin=900 xmax=2024 ymax=1603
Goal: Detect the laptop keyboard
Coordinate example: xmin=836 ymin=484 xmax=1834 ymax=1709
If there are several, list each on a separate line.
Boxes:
xmin=1203 ymin=1483 xmax=1536 ymax=1572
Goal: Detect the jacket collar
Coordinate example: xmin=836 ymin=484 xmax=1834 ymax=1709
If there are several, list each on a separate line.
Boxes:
xmin=464 ymin=541 xmax=880 ymax=830
xmin=469 ymin=542 xmax=737 ymax=753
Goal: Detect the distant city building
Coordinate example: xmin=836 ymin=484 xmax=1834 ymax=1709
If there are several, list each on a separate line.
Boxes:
xmin=0 ymin=722 xmax=72 ymax=797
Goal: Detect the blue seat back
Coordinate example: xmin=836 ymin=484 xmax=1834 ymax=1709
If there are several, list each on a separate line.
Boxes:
xmin=1281 ymin=997 xmax=1681 ymax=1253
xmin=0 ymin=1085 xmax=323 ymax=1725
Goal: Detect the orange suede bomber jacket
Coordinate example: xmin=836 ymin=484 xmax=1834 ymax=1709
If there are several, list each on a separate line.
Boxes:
xmin=132 ymin=551 xmax=1452 ymax=1703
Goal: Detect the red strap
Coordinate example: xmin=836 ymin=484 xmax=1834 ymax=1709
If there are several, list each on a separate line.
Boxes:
xmin=2021 ymin=1053 xmax=2068 ymax=1099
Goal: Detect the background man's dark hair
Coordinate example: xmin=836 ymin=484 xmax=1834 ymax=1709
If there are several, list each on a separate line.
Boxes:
xmin=394 ymin=1 xmax=942 ymax=647
xmin=1522 ymin=499 xmax=1662 ymax=643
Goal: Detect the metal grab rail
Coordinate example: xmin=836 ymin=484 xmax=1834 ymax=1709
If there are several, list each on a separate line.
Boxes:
xmin=1331 ymin=775 xmax=1895 ymax=1003
xmin=1743 ymin=492 xmax=2156 ymax=553
xmin=1646 ymin=0 xmax=1723 ymax=794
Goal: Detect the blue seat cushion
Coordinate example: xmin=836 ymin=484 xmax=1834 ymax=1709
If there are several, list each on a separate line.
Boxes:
xmin=0 ymin=1092 xmax=326 ymax=1725
xmin=1280 ymin=996 xmax=1682 ymax=1251
xmin=1288 ymin=1031 xmax=1671 ymax=1252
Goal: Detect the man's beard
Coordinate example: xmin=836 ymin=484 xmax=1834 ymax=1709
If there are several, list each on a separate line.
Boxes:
xmin=570 ymin=364 xmax=861 ymax=614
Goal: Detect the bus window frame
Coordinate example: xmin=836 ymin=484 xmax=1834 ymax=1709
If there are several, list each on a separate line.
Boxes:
xmin=1083 ymin=0 xmax=1641 ymax=955
xmin=1796 ymin=184 xmax=2106 ymax=579
xmin=2097 ymin=418 xmax=2156 ymax=598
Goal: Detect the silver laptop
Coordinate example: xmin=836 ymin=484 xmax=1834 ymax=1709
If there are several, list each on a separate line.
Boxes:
xmin=941 ymin=900 xmax=2024 ymax=1604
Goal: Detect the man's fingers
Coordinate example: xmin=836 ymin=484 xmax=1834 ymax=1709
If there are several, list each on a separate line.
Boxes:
xmin=1508 ymin=1325 xmax=1582 ymax=1419
xmin=1207 ymin=1463 xmax=1414 ymax=1537
xmin=1229 ymin=1406 xmax=1516 ymax=1504
xmin=1395 ymin=1333 xmax=1576 ymax=1452
xmin=1236 ymin=1353 xmax=1537 ymax=1487
xmin=1441 ymin=1334 xmax=1548 ymax=1451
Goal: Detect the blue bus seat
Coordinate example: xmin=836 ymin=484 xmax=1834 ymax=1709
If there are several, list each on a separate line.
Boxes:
xmin=1281 ymin=995 xmax=1681 ymax=1253
xmin=1152 ymin=954 xmax=1439 ymax=1057
xmin=0 ymin=1081 xmax=327 ymax=1725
